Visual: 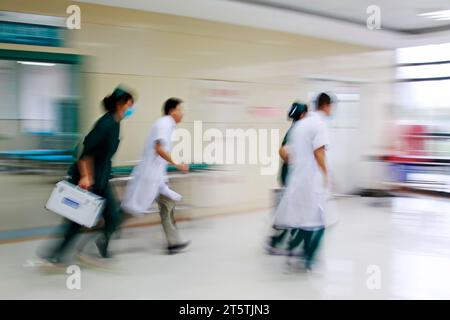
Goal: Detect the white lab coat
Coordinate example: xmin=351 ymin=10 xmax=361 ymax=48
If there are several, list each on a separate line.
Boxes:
xmin=121 ymin=115 xmax=182 ymax=216
xmin=273 ymin=111 xmax=331 ymax=229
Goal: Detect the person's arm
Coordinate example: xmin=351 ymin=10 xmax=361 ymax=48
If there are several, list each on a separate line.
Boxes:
xmin=313 ymin=146 xmax=328 ymax=186
xmin=279 ymin=146 xmax=289 ymax=163
xmin=155 ymin=141 xmax=188 ymax=173
xmin=279 ymin=129 xmax=291 ymax=163
xmin=312 ymin=120 xmax=330 ymax=187
xmin=77 ymin=120 xmax=108 ymax=189
xmin=78 ymin=156 xmax=94 ymax=189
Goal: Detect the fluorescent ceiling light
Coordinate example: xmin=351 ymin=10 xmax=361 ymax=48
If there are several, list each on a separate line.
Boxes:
xmin=397 ymin=64 xmax=450 ymax=80
xmin=397 ymin=43 xmax=450 ymax=64
xmin=417 ymin=9 xmax=450 ymax=20
xmin=17 ymin=61 xmax=55 ymax=66
xmin=0 ymin=11 xmax=65 ymax=27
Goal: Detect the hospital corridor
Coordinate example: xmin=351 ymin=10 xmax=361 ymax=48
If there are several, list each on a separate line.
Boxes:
xmin=3 ymin=195 xmax=450 ymax=299
xmin=1 ymin=0 xmax=450 ymax=304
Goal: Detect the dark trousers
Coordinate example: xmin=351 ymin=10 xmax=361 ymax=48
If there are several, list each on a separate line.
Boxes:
xmin=49 ymin=182 xmax=123 ymax=261
xmin=270 ymin=228 xmax=295 ymax=248
xmin=287 ymin=228 xmax=325 ymax=268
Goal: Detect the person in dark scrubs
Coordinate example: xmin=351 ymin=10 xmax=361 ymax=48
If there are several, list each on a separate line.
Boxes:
xmin=267 ymin=101 xmax=308 ymax=255
xmin=44 ymin=86 xmax=135 ymax=264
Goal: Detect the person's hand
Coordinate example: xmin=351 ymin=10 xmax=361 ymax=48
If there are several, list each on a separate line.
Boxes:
xmin=176 ymin=163 xmax=189 ymax=173
xmin=79 ymin=175 xmax=94 ymax=190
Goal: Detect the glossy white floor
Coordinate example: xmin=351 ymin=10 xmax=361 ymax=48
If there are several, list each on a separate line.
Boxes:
xmin=1 ymin=195 xmax=450 ymax=299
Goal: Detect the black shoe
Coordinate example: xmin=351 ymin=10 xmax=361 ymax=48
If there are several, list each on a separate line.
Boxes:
xmin=96 ymin=237 xmax=111 ymax=258
xmin=167 ymin=241 xmax=191 ymax=254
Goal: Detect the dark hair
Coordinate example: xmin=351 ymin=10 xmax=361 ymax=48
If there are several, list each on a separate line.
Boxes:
xmin=103 ymin=87 xmax=134 ymax=112
xmin=288 ymin=102 xmax=308 ymax=122
xmin=163 ymin=97 xmax=183 ymax=115
xmin=316 ymin=92 xmax=332 ymax=110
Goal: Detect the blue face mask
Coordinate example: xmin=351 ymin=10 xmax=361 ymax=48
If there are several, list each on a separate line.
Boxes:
xmin=123 ymin=105 xmax=136 ymax=119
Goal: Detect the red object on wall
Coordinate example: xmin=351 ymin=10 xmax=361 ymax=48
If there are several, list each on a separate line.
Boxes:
xmin=402 ymin=124 xmax=426 ymax=157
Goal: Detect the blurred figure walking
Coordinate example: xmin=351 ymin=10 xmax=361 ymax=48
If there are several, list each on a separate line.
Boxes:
xmin=121 ymin=98 xmax=190 ymax=254
xmin=43 ymin=86 xmax=135 ymax=264
xmin=274 ymin=93 xmax=334 ymax=271
xmin=267 ymin=101 xmax=308 ymax=255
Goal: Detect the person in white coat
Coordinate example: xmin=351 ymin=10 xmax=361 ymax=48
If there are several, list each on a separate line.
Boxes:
xmin=266 ymin=101 xmax=308 ymax=255
xmin=121 ymin=98 xmax=190 ymax=254
xmin=273 ymin=92 xmax=334 ymax=271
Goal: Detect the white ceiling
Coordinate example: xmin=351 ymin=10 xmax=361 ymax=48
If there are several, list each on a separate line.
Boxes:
xmin=74 ymin=0 xmax=450 ymax=49
xmin=232 ymin=0 xmax=450 ymax=33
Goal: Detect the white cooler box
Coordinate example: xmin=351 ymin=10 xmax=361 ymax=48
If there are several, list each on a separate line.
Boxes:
xmin=46 ymin=180 xmax=105 ymax=228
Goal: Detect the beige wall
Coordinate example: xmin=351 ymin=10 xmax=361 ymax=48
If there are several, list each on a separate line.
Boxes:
xmin=0 ymin=0 xmax=389 ymax=223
